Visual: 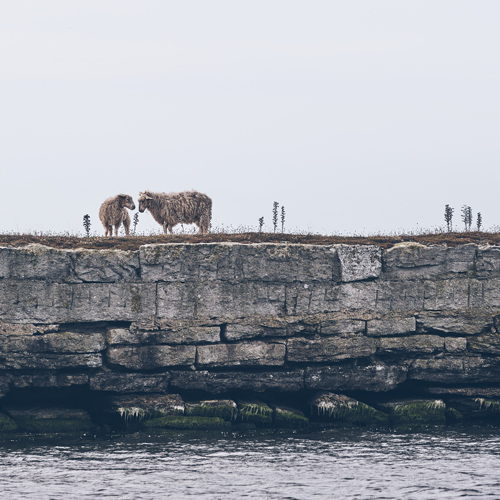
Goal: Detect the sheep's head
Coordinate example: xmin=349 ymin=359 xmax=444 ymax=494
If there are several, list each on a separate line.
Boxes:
xmin=118 ymin=194 xmax=136 ymax=211
xmin=138 ymin=192 xmax=153 ymax=213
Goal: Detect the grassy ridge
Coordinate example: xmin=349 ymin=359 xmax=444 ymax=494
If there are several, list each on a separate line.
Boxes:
xmin=0 ymin=231 xmax=499 ymax=250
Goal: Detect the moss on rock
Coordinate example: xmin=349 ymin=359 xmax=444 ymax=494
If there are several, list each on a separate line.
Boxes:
xmin=144 ymin=415 xmax=230 ymax=430
xmin=237 ymin=401 xmax=273 ymax=426
xmin=185 ymin=400 xmax=238 ymax=421
xmin=273 ymin=406 xmax=309 ymax=428
xmin=310 ymin=392 xmax=389 ymax=425
xmin=0 ymin=413 xmax=18 ymax=433
xmin=388 ymin=399 xmax=447 ymax=426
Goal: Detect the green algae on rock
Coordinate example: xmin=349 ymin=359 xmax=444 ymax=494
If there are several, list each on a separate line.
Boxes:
xmin=144 ymin=415 xmax=231 ymax=430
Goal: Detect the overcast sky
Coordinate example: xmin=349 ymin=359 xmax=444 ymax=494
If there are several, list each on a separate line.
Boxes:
xmin=2 ymin=1 xmax=499 ymax=236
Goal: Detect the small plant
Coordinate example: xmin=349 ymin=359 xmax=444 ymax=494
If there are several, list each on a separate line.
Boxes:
xmin=132 ymin=212 xmax=139 ymax=235
xmin=477 ymin=212 xmax=482 ymax=231
xmin=273 ymin=201 xmax=279 ymax=233
xmin=281 ymin=206 xmax=285 ymax=233
xmin=258 ymin=217 xmax=264 ymax=233
xmin=83 ymin=214 xmax=91 ymax=237
xmin=444 ymin=205 xmax=454 ymax=232
xmin=461 ymin=205 xmax=472 ymax=231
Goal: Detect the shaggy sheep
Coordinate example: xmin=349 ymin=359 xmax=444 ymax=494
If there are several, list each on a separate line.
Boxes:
xmin=99 ymin=194 xmax=136 ymax=236
xmin=138 ymin=190 xmax=212 ymax=234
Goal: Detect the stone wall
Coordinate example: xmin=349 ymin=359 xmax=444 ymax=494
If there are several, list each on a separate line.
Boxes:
xmin=2 ymin=241 xmax=500 ymax=430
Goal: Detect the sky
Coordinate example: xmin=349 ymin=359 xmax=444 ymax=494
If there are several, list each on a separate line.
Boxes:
xmin=1 ymin=1 xmax=499 ymax=236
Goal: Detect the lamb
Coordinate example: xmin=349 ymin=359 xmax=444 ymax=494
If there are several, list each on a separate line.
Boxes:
xmin=99 ymin=194 xmax=136 ymax=236
xmin=138 ymin=190 xmax=212 ymax=234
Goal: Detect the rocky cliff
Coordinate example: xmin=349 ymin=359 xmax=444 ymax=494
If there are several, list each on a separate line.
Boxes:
xmin=2 ymin=241 xmax=500 ymax=433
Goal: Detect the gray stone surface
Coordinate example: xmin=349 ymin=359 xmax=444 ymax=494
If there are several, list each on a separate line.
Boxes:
xmin=170 ymin=370 xmax=305 ymax=393
xmin=0 ymin=281 xmax=156 ymax=323
xmin=107 ymin=345 xmax=196 ymax=369
xmin=377 ymin=335 xmax=444 ymax=354
xmin=12 ymin=373 xmax=89 ymax=389
xmin=197 ymin=341 xmax=286 ymax=367
xmin=335 ymin=244 xmax=382 ymax=282
xmin=287 ymin=335 xmax=376 ymax=362
xmin=107 ymin=326 xmax=220 ymax=345
xmin=382 ymin=243 xmax=476 ymax=279
xmin=417 ymin=311 xmax=494 ymax=335
xmin=0 ymin=353 xmax=102 ymax=370
xmin=305 ymin=363 xmax=408 ymax=392
xmin=89 ymin=373 xmax=170 ymax=393
xmin=140 ymin=243 xmax=338 ymax=283
xmin=366 ymin=316 xmax=416 ymax=336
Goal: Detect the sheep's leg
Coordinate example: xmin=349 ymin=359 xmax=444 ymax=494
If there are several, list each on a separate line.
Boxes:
xmin=114 ymin=224 xmax=120 ymax=236
xmin=123 ymin=218 xmax=131 ymax=236
xmin=105 ymin=225 xmax=112 ymax=237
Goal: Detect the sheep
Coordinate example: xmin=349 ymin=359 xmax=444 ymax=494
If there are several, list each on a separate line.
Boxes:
xmin=99 ymin=194 xmax=136 ymax=236
xmin=138 ymin=190 xmax=212 ymax=234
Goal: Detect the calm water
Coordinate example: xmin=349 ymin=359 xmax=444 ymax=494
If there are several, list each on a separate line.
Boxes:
xmin=1 ymin=428 xmax=500 ymax=499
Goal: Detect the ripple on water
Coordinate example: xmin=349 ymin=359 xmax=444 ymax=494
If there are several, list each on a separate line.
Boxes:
xmin=2 ymin=429 xmax=500 ymax=499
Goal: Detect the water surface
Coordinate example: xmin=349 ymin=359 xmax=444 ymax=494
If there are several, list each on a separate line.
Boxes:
xmin=1 ymin=428 xmax=499 ymax=499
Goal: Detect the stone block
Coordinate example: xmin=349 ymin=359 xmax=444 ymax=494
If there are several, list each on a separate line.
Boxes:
xmin=169 ymin=370 xmax=305 ymax=393
xmin=107 ymin=345 xmax=196 ymax=370
xmin=6 ymin=407 xmax=94 ymax=433
xmin=417 ymin=311 xmax=494 ymax=335
xmin=468 ymin=333 xmax=500 ymax=355
xmin=305 ymin=363 xmax=407 ymax=392
xmin=106 ymin=326 xmax=220 ymax=345
xmin=366 ymin=316 xmax=416 ymax=336
xmin=197 ymin=341 xmax=286 ymax=367
xmin=0 ymin=353 xmax=102 ymax=370
xmin=70 ymin=249 xmax=140 ymax=282
xmin=0 ymin=281 xmax=156 ymax=323
xmin=382 ymin=243 xmax=476 ymax=279
xmin=444 ymin=337 xmax=467 ymax=353
xmin=140 ymin=243 xmax=338 ymax=283
xmin=0 ymin=245 xmax=72 ymax=281
xmin=476 ymin=246 xmax=500 ymax=278
xmin=108 ymin=394 xmax=184 ymax=418
xmin=12 ymin=373 xmax=89 ymax=389
xmin=321 ymin=318 xmax=366 ymax=335
xmin=185 ymin=400 xmax=238 ymax=421
xmin=157 ymin=281 xmax=286 ymax=320
xmin=377 ymin=335 xmax=444 ymax=354
xmin=335 ymin=244 xmax=382 ymax=282
xmin=408 ymin=356 xmax=500 ymax=384
xmin=1 ymin=331 xmax=104 ymax=354
xmin=287 ymin=335 xmax=376 ymax=363
xmin=89 ymin=373 xmax=169 ymax=393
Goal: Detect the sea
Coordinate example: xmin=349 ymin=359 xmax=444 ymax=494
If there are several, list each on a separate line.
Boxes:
xmin=1 ymin=427 xmax=499 ymax=499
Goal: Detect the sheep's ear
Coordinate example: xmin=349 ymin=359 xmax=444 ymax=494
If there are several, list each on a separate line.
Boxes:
xmin=118 ymin=194 xmax=126 ymax=198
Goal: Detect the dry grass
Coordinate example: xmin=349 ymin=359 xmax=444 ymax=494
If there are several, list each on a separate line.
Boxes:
xmin=0 ymin=231 xmax=499 ymax=251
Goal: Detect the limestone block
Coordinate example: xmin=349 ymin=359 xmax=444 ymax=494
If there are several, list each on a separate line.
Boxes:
xmin=272 ymin=406 xmax=309 ymax=428
xmin=169 ymin=370 xmax=305 ymax=393
xmin=321 ymin=318 xmax=366 ymax=335
xmin=305 ymin=363 xmax=408 ymax=392
xmin=366 ymin=316 xmax=416 ymax=336
xmin=444 ymin=337 xmax=467 ymax=353
xmin=0 ymin=353 xmax=102 ymax=370
xmin=287 ymin=335 xmax=376 ymax=362
xmin=476 ymin=246 xmax=500 ymax=278
xmin=408 ymin=356 xmax=500 ymax=384
xmin=377 ymin=335 xmax=444 ymax=354
xmin=89 ymin=373 xmax=169 ymax=393
xmin=197 ymin=341 xmax=286 ymax=367
xmin=382 ymin=243 xmax=476 ymax=279
xmin=1 ymin=331 xmax=104 ymax=354
xmin=224 ymin=316 xmax=319 ymax=341
xmin=107 ymin=345 xmax=196 ymax=370
xmin=468 ymin=333 xmax=500 ymax=355
xmin=422 ymin=279 xmax=472 ymax=311
xmin=417 ymin=311 xmax=494 ymax=335
xmin=335 ymin=244 xmax=382 ymax=282
xmin=372 ymin=280 xmax=426 ymax=313
xmin=70 ymin=249 xmax=140 ymax=282
xmin=106 ymin=326 xmax=220 ymax=345
xmin=237 ymin=400 xmax=273 ymax=426
xmin=0 ymin=281 xmax=156 ymax=323
xmin=157 ymin=281 xmax=286 ymax=320
xmin=0 ymin=245 xmax=72 ymax=281
xmin=140 ymin=243 xmax=338 ymax=283
xmin=12 ymin=373 xmax=89 ymax=389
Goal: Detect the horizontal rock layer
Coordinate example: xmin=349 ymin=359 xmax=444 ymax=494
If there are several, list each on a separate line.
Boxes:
xmin=1 ymin=241 xmax=500 ymax=424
